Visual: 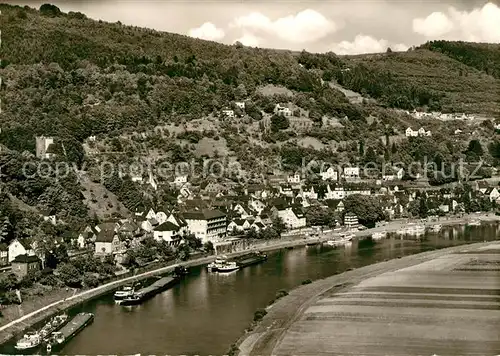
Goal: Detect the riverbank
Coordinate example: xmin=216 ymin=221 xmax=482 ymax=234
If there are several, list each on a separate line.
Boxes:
xmin=236 ymin=239 xmax=500 ymax=355
xmin=0 ymin=212 xmax=497 ymax=345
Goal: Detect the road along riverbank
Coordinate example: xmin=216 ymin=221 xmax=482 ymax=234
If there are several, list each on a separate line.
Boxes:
xmin=235 ymin=239 xmax=500 ymax=356
xmin=0 ymin=213 xmax=497 ymax=345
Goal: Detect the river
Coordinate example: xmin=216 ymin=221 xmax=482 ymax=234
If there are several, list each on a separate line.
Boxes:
xmin=2 ymin=223 xmax=499 ymax=355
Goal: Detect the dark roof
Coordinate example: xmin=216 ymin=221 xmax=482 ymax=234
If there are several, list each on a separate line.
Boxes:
xmin=154 ymin=221 xmax=180 ymax=232
xmin=12 ymin=254 xmax=41 ymax=264
xmin=182 ymin=209 xmax=226 ymax=220
xmin=96 ymin=222 xmax=117 ymax=232
xmin=96 ymin=229 xmax=116 ymax=243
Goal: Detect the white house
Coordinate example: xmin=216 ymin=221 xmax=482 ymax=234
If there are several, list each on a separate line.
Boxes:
xmin=287 ymin=173 xmax=301 ymax=184
xmin=155 ymin=211 xmax=168 ymax=225
xmin=174 ymin=175 xmax=188 ymax=186
xmin=274 ymin=104 xmax=292 ymax=116
xmin=343 ymin=167 xmax=360 ymax=180
xmin=228 ymin=219 xmax=251 ymax=232
xmin=406 ymin=127 xmax=431 ymax=137
xmin=146 ymin=208 xmax=156 ymax=220
xmin=320 ymin=167 xmax=338 ymax=181
xmin=325 ymin=185 xmax=346 ymax=200
xmin=485 ymin=187 xmax=500 ymax=202
xmin=303 ymin=186 xmax=318 ymax=200
xmin=8 ymin=239 xmax=35 ymax=263
xmin=277 ymin=207 xmax=306 ymax=230
xmin=222 ymin=109 xmax=235 ymax=118
xmin=249 ymin=199 xmax=266 ymax=214
xmin=344 ymin=212 xmax=359 ymax=228
xmin=183 ymin=209 xmax=227 ymax=244
xmin=418 ymin=127 xmax=432 ymax=136
xmin=233 ymin=203 xmax=251 ymax=219
xmin=235 ymin=101 xmax=245 ymax=109
xmin=153 ymin=222 xmax=180 ymax=243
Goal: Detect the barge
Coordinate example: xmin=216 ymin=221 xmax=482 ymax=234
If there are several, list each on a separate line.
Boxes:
xmin=45 ymin=313 xmax=94 ymax=354
xmin=15 ymin=314 xmax=68 ymax=351
xmin=119 ymin=276 xmax=179 ymax=306
xmin=234 ymin=252 xmax=267 ymax=268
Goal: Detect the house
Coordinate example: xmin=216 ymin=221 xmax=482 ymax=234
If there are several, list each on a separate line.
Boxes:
xmin=182 ymin=209 xmax=227 ymax=243
xmin=155 ymin=211 xmax=168 ymax=225
xmin=343 ymin=167 xmax=360 ymax=180
xmin=235 ymin=101 xmax=245 ymax=109
xmin=303 ymin=186 xmax=318 ymax=200
xmin=35 ymin=136 xmax=55 ymax=159
xmin=288 ymin=117 xmax=314 ymax=131
xmin=153 ymin=222 xmax=181 ymax=243
xmin=8 ymin=239 xmax=34 ymax=263
xmin=485 ymin=187 xmax=500 ymax=202
xmin=233 ymin=203 xmax=251 ymax=219
xmin=77 ymin=225 xmax=97 ymax=249
xmin=0 ymin=244 xmax=8 ymax=266
xmin=475 ymin=181 xmax=489 ymax=194
xmin=94 ymin=225 xmax=122 ymax=255
xmin=11 ymin=254 xmax=41 ymax=278
xmin=405 ymin=127 xmax=418 ymax=137
xmin=251 ymin=221 xmax=266 ymax=232
xmin=174 ymin=175 xmax=188 ymax=186
xmin=166 ymin=213 xmax=189 ymax=235
xmin=274 ymin=104 xmax=292 ymax=116
xmin=320 ymin=167 xmax=338 ymax=181
xmin=287 ymin=173 xmax=301 ymax=184
xmin=222 ymin=109 xmax=235 ymax=118
xmin=325 ymin=186 xmax=346 ymax=200
xmin=344 ymin=212 xmax=359 ymax=228
xmin=228 ymin=219 xmax=251 ymax=232
xmin=145 ymin=208 xmax=157 ymax=220
xmin=418 ymin=127 xmax=432 ymax=136
xmin=277 ymin=206 xmax=306 ymax=230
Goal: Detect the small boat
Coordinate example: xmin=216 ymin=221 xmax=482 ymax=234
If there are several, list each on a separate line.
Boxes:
xmin=217 ymin=261 xmax=239 ymax=273
xmin=119 ymin=293 xmax=143 ymax=306
xmin=15 ymin=332 xmax=41 ymax=351
xmin=207 ymin=256 xmax=228 ymax=272
xmin=173 ymin=265 xmax=189 ymax=278
xmin=467 ymin=219 xmax=481 ymax=227
xmin=431 ymin=224 xmax=442 ymax=232
xmin=45 ymin=313 xmax=94 ymax=353
xmin=114 ymin=286 xmax=135 ymax=301
xmin=15 ymin=313 xmax=68 ymax=351
xmin=325 ymin=240 xmax=337 ymax=247
xmin=371 ymin=231 xmax=387 ymax=240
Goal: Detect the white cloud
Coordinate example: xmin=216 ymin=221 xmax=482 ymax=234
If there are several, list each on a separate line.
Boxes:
xmin=234 ymin=32 xmax=261 ymax=47
xmin=412 ymin=12 xmax=454 ymax=37
xmin=230 ymin=9 xmax=337 ymax=44
xmin=412 ymin=2 xmax=500 ymax=42
xmin=330 ymin=35 xmax=407 ymax=55
xmin=188 ymin=22 xmax=225 ymax=41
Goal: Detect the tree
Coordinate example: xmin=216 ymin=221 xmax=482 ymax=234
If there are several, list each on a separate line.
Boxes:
xmin=203 ymin=241 xmax=214 ymax=253
xmin=305 ymin=206 xmax=333 ymax=226
xmin=57 ymin=263 xmax=82 ymax=287
xmin=270 ymin=114 xmax=290 ymax=132
xmin=271 ymin=216 xmax=286 ymax=234
xmin=184 ymin=233 xmax=202 ymax=250
xmin=466 ymin=139 xmax=483 ymax=159
xmin=343 ymin=194 xmax=384 ymax=227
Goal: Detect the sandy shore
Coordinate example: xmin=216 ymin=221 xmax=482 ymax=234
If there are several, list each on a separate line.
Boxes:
xmin=236 ymin=239 xmax=500 ymax=356
xmin=0 ymin=212 xmax=497 ymax=345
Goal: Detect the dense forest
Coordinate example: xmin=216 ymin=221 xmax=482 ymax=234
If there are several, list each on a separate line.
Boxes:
xmin=0 ymin=3 xmax=499 ymax=232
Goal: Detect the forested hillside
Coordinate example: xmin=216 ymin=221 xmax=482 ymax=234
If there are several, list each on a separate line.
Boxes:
xmin=0 ymin=2 xmax=499 ymax=236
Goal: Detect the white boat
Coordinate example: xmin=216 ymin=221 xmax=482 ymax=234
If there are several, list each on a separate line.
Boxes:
xmin=207 ymin=256 xmax=228 ymax=272
xmin=114 ymin=286 xmax=135 ymax=300
xmin=325 ymin=240 xmax=337 ymax=247
xmin=371 ymin=231 xmax=387 ymax=240
xmin=467 ymin=219 xmax=481 ymax=226
xmin=396 ymin=228 xmax=406 ymax=235
xmin=431 ymin=224 xmax=442 ymax=232
xmin=217 ymin=261 xmax=239 ymax=273
xmin=413 ymin=225 xmax=425 ymax=235
xmin=15 ymin=332 xmax=41 ymax=350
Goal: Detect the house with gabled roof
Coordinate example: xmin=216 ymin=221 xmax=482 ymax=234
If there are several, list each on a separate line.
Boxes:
xmin=182 ymin=209 xmax=227 ymax=243
xmin=153 ymin=221 xmax=181 ymax=243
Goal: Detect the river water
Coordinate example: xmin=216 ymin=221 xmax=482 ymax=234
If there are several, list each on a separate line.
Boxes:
xmin=2 ymin=224 xmax=499 ymax=355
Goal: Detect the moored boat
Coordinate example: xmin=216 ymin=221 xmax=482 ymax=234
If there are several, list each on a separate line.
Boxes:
xmin=119 ymin=276 xmax=179 ymax=306
xmin=45 ymin=313 xmax=94 ymax=353
xmin=15 ymin=332 xmax=41 ymax=351
xmin=325 ymin=240 xmax=337 ymax=247
xmin=207 ymin=256 xmax=228 ymax=272
xmin=235 ymin=252 xmax=267 ymax=268
xmin=217 ymin=261 xmax=239 ymax=273
xmin=431 ymin=224 xmax=442 ymax=232
xmin=15 ymin=313 xmax=68 ymax=351
xmin=114 ymin=286 xmax=135 ymax=301
xmin=467 ymin=219 xmax=481 ymax=226
xmin=371 ymin=231 xmax=387 ymax=240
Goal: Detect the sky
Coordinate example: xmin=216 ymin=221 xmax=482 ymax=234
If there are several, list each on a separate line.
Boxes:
xmin=7 ymin=0 xmax=500 ymax=54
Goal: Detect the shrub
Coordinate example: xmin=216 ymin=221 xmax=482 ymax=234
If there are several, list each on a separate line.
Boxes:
xmin=301 ymin=279 xmax=312 ymax=285
xmin=253 ymin=308 xmax=267 ymax=322
xmin=275 ymin=289 xmax=289 ymax=299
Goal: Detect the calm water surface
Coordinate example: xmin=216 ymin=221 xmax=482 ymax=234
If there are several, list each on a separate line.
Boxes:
xmin=3 ymin=224 xmax=499 ymax=355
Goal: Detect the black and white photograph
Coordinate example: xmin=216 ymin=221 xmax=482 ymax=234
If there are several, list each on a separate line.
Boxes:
xmin=0 ymin=0 xmax=499 ymax=355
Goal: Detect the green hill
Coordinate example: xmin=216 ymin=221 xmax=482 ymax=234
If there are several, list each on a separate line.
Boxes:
xmin=0 ymin=3 xmax=499 ymax=235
